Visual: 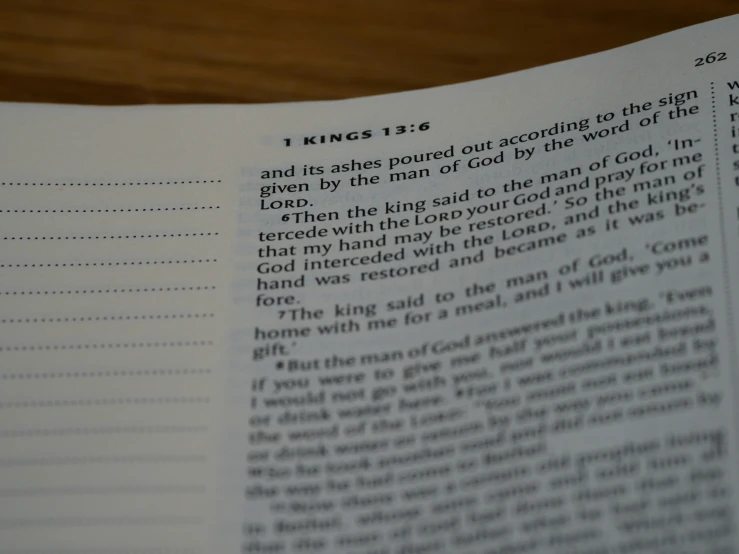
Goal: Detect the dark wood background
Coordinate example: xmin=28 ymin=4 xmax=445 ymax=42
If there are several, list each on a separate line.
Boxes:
xmin=0 ymin=0 xmax=737 ymax=105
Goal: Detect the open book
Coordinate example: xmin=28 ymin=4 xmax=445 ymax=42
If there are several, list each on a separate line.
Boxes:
xmin=1 ymin=15 xmax=739 ymax=554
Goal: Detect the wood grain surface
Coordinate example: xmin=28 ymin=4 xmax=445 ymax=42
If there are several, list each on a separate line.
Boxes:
xmin=0 ymin=0 xmax=737 ymax=105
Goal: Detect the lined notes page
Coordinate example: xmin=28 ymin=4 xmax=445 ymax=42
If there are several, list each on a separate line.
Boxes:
xmin=0 ymin=105 xmax=244 ymax=553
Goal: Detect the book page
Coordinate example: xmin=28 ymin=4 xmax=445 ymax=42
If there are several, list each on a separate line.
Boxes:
xmin=218 ymin=15 xmax=739 ymax=554
xmin=0 ymin=14 xmax=737 ymax=554
xmin=0 ymin=106 xmax=243 ymax=553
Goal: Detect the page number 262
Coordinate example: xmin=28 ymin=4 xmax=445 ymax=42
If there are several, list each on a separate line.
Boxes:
xmin=695 ymin=52 xmax=727 ymax=66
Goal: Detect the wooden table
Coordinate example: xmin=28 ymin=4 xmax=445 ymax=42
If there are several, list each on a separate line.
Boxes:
xmin=0 ymin=0 xmax=736 ymax=105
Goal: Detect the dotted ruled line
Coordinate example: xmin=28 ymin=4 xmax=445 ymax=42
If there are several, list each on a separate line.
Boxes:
xmin=1 ymin=314 xmax=215 ymax=323
xmin=712 ymin=82 xmax=721 ymax=179
xmin=0 ymin=546 xmax=203 ymax=554
xmin=0 ymin=397 xmax=210 ymax=409
xmin=0 ymin=259 xmax=217 ymax=268
xmin=0 ymin=485 xmax=205 ymax=497
xmin=0 ymin=340 xmax=214 ymax=352
xmin=0 ymin=286 xmax=216 ymax=295
xmin=3 ymin=233 xmax=219 ymax=240
xmin=0 ymin=425 xmax=208 ymax=437
xmin=1 ymin=368 xmax=212 ymax=379
xmin=1 ymin=180 xmax=220 ymax=186
xmin=0 ymin=207 xmax=220 ymax=213
xmin=0 ymin=455 xmax=206 ymax=466
xmin=0 ymin=516 xmax=202 ymax=529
